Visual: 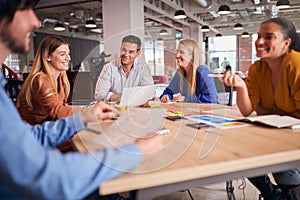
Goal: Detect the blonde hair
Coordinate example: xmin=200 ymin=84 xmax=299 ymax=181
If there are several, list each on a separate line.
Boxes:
xmin=177 ymin=39 xmax=202 ymax=95
xmin=17 ymin=36 xmax=70 ymax=109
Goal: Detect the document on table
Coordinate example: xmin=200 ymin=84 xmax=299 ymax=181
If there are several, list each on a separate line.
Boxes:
xmin=202 ymin=108 xmax=244 ymax=119
xmin=203 ymin=109 xmax=300 ymax=129
xmin=93 ymin=107 xmax=166 ymax=148
xmin=238 ymin=114 xmax=300 ymax=129
xmin=185 ymin=114 xmax=249 ymax=129
xmin=119 ymin=85 xmax=157 ymax=107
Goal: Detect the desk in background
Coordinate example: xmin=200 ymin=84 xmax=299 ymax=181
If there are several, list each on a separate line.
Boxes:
xmin=72 ymin=103 xmax=300 ymax=200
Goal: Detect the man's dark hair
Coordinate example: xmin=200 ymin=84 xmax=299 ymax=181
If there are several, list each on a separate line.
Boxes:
xmin=122 ymin=35 xmax=142 ymax=50
xmin=0 ymin=0 xmax=33 ymax=24
xmin=225 ymin=65 xmax=232 ymax=71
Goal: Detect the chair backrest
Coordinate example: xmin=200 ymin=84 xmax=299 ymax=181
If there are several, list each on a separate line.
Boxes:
xmin=67 ymin=71 xmax=93 ymax=103
xmin=1 ymin=64 xmax=23 ymax=104
xmin=1 ymin=63 xmax=18 ymax=80
xmin=213 ymin=78 xmax=233 ymax=106
xmin=152 ymin=75 xmax=168 ymax=84
xmin=5 ymin=80 xmax=24 ymax=104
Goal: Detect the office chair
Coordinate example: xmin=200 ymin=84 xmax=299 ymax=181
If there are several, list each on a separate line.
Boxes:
xmin=213 ymin=78 xmax=233 ymax=106
xmin=5 ymin=79 xmax=23 ymax=104
xmin=1 ymin=64 xmax=23 ymax=104
xmin=226 ymin=180 xmax=236 ymax=200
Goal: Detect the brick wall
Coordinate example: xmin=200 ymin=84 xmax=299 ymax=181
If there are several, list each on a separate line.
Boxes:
xmin=237 ymin=35 xmax=253 ymax=73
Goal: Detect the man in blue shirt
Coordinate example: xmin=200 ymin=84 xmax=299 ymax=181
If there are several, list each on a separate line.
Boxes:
xmin=0 ymin=0 xmax=163 ymax=199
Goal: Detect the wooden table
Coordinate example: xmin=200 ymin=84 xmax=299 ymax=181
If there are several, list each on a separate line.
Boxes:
xmin=72 ymin=103 xmax=300 ymax=200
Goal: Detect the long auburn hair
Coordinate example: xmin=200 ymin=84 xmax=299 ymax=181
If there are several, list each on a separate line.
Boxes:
xmin=177 ymin=39 xmax=202 ymax=95
xmin=17 ymin=36 xmax=70 ymax=109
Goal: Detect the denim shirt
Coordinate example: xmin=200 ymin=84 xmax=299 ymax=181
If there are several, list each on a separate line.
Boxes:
xmin=0 ymin=74 xmax=141 ymax=199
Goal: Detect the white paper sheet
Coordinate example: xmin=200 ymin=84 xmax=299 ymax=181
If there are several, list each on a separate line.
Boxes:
xmin=93 ymin=107 xmax=166 ymax=148
xmin=240 ymin=115 xmax=300 ymax=128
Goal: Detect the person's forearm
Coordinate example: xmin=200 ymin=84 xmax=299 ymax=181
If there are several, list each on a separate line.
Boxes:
xmin=109 ymin=93 xmax=121 ymax=103
xmin=31 ymin=113 xmax=85 ymax=147
xmin=236 ymin=85 xmax=254 ymax=116
xmin=1 ymin=140 xmax=141 ymax=199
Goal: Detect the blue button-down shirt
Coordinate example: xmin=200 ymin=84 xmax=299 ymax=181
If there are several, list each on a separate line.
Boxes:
xmin=0 ymin=74 xmax=142 ymax=199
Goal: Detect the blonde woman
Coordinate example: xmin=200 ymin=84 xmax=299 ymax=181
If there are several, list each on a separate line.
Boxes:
xmin=160 ymin=39 xmax=218 ymax=103
xmin=17 ymin=36 xmax=82 ymax=125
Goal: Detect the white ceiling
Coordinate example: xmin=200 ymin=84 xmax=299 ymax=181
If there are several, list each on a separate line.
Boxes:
xmin=33 ymin=0 xmax=300 ymax=40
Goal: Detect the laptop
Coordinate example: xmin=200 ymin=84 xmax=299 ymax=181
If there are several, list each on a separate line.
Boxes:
xmin=119 ymin=84 xmax=157 ymax=107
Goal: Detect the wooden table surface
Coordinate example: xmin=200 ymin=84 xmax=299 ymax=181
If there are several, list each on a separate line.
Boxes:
xmin=72 ymin=103 xmax=300 ymax=199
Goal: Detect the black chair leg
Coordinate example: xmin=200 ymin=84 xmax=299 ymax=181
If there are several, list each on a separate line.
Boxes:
xmin=186 ymin=189 xmax=195 ymax=200
xmin=226 ymin=181 xmax=236 ymax=200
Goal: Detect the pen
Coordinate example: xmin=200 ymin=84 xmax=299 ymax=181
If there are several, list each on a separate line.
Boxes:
xmin=207 ymin=74 xmax=224 ymax=78
xmin=208 ymin=73 xmax=246 ymax=79
xmin=156 ymin=129 xmax=170 ymax=135
xmin=89 ymin=100 xmax=98 ymax=105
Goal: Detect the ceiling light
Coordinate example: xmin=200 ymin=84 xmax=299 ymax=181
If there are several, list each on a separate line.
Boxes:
xmin=85 ymin=19 xmax=97 ymax=28
xmin=241 ymin=31 xmax=250 ymax=38
xmin=233 ymin=23 xmax=243 ymax=30
xmin=201 ymin=25 xmax=210 ymax=32
xmin=276 ymin=0 xmax=290 ymax=9
xmin=159 ymin=29 xmax=168 ymax=35
xmin=54 ymin=23 xmax=65 ymax=31
xmin=216 ymin=33 xmax=222 ymax=37
xmin=174 ymin=10 xmax=187 ymax=19
xmin=90 ymin=28 xmax=102 ymax=34
xmin=218 ymin=5 xmax=231 ymax=15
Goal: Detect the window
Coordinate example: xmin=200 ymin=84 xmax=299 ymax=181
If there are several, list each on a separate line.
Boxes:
xmin=208 ymin=35 xmax=236 ymax=73
xmin=144 ymin=39 xmax=165 ymax=76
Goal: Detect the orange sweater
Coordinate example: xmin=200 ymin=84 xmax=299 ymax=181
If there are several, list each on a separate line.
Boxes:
xmin=17 ymin=73 xmax=82 ymax=125
xmin=246 ymin=50 xmax=300 ymax=113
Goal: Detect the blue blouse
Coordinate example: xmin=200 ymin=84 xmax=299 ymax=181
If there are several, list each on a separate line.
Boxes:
xmin=160 ymin=65 xmax=218 ymax=103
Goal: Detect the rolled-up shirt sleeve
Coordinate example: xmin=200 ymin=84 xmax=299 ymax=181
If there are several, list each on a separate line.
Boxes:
xmin=160 ymin=71 xmax=180 ymax=100
xmin=94 ymin=64 xmax=113 ymax=101
xmin=140 ymin=62 xmax=154 ymax=85
xmin=30 ymin=113 xmax=85 ymax=148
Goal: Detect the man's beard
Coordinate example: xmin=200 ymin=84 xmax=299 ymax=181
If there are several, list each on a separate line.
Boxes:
xmin=0 ymin=27 xmax=27 ymax=54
